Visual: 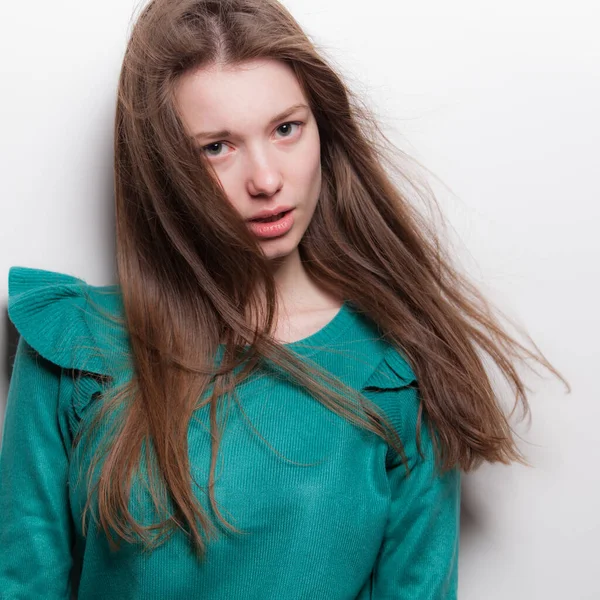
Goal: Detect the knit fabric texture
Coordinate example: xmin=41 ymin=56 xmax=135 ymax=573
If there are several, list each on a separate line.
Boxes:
xmin=0 ymin=266 xmax=461 ymax=599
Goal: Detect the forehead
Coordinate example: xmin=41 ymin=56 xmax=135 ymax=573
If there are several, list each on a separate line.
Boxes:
xmin=174 ymin=59 xmax=307 ymax=135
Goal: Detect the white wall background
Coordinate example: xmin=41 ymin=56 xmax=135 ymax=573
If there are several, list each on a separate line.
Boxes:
xmin=1 ymin=0 xmax=598 ymax=598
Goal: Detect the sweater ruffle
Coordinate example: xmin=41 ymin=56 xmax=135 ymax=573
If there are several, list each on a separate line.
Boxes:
xmin=360 ymin=343 xmax=421 ymax=468
xmin=361 ymin=343 xmax=416 ymax=391
xmin=7 ymin=266 xmax=132 ymax=427
xmin=8 ymin=266 xmax=130 ymax=373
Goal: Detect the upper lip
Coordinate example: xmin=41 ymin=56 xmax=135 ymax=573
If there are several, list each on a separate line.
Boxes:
xmin=247 ymin=206 xmax=294 ymax=221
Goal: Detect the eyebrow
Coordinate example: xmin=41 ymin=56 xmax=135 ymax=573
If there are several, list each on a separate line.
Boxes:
xmin=192 ymin=103 xmax=309 ymax=142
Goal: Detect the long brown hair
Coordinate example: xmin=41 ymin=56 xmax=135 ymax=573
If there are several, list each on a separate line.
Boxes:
xmin=75 ymin=0 xmax=569 ymax=559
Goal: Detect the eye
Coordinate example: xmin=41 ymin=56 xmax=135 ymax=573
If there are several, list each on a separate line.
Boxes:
xmin=201 ymin=142 xmax=231 ymax=158
xmin=199 ymin=121 xmax=303 ymax=159
xmin=275 ymin=121 xmax=303 ymax=138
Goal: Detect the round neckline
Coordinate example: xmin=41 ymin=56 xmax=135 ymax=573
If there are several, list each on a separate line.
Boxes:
xmin=283 ymin=300 xmax=350 ymax=353
xmin=217 ymin=301 xmax=353 ymax=357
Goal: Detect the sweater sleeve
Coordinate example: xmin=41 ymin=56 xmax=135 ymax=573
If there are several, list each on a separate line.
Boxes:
xmin=362 ymin=346 xmax=461 ymax=599
xmin=0 ymin=265 xmax=130 ymax=599
xmin=372 ymin=385 xmax=461 ymax=598
xmin=0 ymin=336 xmax=75 ymax=599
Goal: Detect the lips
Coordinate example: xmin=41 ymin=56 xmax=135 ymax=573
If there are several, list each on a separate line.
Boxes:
xmin=247 ymin=208 xmax=295 ymax=238
xmin=247 ymin=206 xmax=294 ymax=222
xmin=251 ymin=210 xmax=290 ymax=223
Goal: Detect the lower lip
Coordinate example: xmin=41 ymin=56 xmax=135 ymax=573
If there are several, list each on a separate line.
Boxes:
xmin=247 ymin=209 xmax=295 ymax=239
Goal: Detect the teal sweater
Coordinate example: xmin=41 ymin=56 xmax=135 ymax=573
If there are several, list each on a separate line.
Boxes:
xmin=0 ymin=266 xmax=461 ymax=599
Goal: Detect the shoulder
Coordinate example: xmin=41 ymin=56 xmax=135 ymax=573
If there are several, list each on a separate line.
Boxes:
xmin=7 ymin=265 xmax=131 ymax=379
xmin=359 ymin=341 xmax=424 ymax=463
xmin=362 ymin=343 xmax=417 ymax=392
xmin=331 ymin=303 xmax=419 ymax=434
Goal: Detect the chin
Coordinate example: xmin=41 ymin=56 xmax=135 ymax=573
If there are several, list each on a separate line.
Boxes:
xmin=260 ymin=233 xmax=301 ymax=260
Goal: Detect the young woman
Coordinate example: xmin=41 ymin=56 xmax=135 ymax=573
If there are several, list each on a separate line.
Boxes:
xmin=0 ymin=0 xmax=567 ymax=598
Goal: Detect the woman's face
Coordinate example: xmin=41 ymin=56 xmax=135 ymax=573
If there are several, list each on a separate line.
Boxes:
xmin=174 ymin=58 xmax=322 ymax=262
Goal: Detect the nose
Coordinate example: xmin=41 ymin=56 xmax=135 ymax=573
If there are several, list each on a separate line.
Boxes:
xmin=245 ymin=145 xmax=283 ymax=197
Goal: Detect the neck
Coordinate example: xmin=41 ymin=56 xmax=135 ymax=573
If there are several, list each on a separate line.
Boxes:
xmin=263 ymin=247 xmax=341 ymax=313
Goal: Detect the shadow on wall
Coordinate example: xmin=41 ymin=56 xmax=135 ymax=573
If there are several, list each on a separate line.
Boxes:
xmin=460 ymin=476 xmax=484 ymax=551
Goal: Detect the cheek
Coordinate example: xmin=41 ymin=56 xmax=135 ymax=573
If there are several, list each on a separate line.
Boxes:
xmin=296 ymin=137 xmax=322 ymax=199
xmin=209 ymin=170 xmax=245 ymax=214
